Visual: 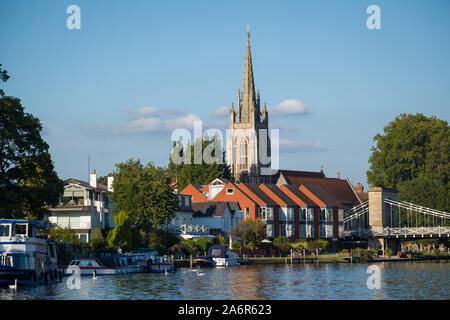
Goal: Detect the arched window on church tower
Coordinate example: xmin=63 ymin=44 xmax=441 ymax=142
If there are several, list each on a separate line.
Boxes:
xmin=238 ymin=138 xmax=248 ymax=171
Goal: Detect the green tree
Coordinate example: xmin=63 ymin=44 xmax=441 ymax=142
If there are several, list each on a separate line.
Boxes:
xmin=229 ymin=219 xmax=266 ymax=248
xmin=50 ymin=227 xmax=81 ymax=244
xmin=195 ymin=238 xmax=213 ymax=255
xmin=216 ymin=234 xmax=228 ymax=246
xmin=112 ymin=159 xmax=178 ymax=231
xmin=367 ymin=113 xmax=449 ymax=212
xmin=146 ymin=229 xmax=180 ymax=254
xmin=273 ymin=236 xmax=292 ymax=254
xmin=90 ymin=227 xmax=106 ymax=249
xmin=107 ymin=210 xmax=136 ymax=251
xmin=0 ymin=65 xmax=63 ymax=219
xmin=170 ymin=135 xmax=232 ymax=191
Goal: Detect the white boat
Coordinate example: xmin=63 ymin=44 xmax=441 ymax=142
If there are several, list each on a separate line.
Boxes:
xmin=134 ymin=248 xmax=176 ymax=273
xmin=207 ymin=245 xmax=240 ymax=267
xmin=0 ymin=219 xmax=62 ymax=286
xmin=63 ymin=258 xmax=119 ymax=275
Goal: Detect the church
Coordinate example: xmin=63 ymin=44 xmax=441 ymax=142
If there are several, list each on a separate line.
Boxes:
xmin=225 ymin=32 xmax=363 ymax=211
xmin=227 ymin=32 xmax=271 ymax=184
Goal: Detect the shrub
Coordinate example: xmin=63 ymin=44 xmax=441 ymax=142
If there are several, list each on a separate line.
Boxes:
xmin=385 ymin=249 xmax=393 ymax=257
xmin=231 ymin=241 xmax=243 ymax=250
xmin=90 ymin=227 xmax=106 ymax=249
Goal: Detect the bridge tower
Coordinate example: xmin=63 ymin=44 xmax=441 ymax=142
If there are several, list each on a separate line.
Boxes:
xmin=367 ymin=187 xmax=400 ymax=253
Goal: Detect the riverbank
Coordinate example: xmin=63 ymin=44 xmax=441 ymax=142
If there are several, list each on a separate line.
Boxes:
xmin=173 ymin=254 xmax=449 ymax=267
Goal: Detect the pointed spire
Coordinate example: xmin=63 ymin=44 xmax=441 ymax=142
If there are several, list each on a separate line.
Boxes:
xmin=230 ymin=102 xmax=234 ymax=112
xmin=241 ymin=32 xmax=256 ymax=119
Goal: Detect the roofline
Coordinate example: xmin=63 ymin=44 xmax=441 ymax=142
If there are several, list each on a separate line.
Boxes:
xmin=278 ymin=185 xmax=309 ymax=207
xmin=299 ymin=185 xmax=327 ymax=208
xmin=236 ymin=184 xmax=268 ymax=207
xmin=259 ymin=184 xmax=289 ymax=207
xmin=346 ymin=178 xmax=363 ymax=204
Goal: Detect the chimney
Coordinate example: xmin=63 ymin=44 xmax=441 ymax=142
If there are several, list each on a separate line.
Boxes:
xmin=107 ymin=176 xmax=114 ymax=192
xmin=337 ymin=171 xmax=341 ymax=179
xmin=354 ymin=182 xmax=364 ymax=193
xmin=90 ymin=169 xmax=97 ymax=188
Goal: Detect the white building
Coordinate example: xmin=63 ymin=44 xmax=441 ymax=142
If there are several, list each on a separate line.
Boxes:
xmin=46 ymin=171 xmax=113 ymax=243
xmin=170 ymin=194 xmax=243 ymax=239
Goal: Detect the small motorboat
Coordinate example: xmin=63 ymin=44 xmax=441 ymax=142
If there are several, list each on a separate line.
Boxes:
xmin=61 ymin=258 xmax=119 ymax=275
xmin=193 ymin=256 xmax=215 ymax=268
xmin=207 ymin=245 xmax=240 ymax=267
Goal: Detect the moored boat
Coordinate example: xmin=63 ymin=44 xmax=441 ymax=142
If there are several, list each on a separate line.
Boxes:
xmin=207 ymin=245 xmax=240 ymax=267
xmin=61 ymin=258 xmax=119 ymax=275
xmin=0 ymin=219 xmax=63 ymax=286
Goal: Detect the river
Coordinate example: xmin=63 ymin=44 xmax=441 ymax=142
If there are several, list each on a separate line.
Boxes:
xmin=0 ymin=261 xmax=448 ymax=300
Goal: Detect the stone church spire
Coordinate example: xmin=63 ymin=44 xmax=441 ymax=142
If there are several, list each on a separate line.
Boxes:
xmin=240 ymin=32 xmax=257 ymax=122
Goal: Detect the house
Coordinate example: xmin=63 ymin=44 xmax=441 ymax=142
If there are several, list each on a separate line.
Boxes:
xmin=191 ymin=201 xmax=243 ymax=236
xmin=181 ymin=178 xmax=347 ymax=244
xmin=236 ymin=183 xmax=279 ymax=238
xmin=274 ymin=169 xmax=362 ymax=212
xmin=278 ymin=184 xmax=317 ymax=239
xmin=259 ymin=184 xmax=298 ymax=240
xmin=170 ymin=194 xmax=243 ymax=239
xmin=46 ymin=170 xmax=112 ymax=243
xmin=299 ymin=185 xmax=343 ymax=240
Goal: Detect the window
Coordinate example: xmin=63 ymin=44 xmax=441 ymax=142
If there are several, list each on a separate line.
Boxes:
xmin=244 ymin=208 xmax=249 ymax=219
xmin=266 ymin=224 xmax=273 ymax=238
xmin=238 ymin=138 xmax=248 ymax=170
xmin=0 ymin=224 xmax=10 ymax=237
xmin=226 ymin=188 xmax=234 ymax=195
xmin=286 ymin=207 xmax=294 ymax=221
xmin=178 ymin=196 xmax=182 ymax=207
xmin=15 ymin=224 xmax=27 ymax=236
xmin=184 ymin=196 xmax=188 ymax=207
xmin=70 ymin=216 xmax=80 ymax=229
xmin=306 ymin=208 xmax=314 ymax=221
xmin=79 ymin=234 xmax=88 ymax=243
xmin=259 ymin=207 xmax=273 ymax=220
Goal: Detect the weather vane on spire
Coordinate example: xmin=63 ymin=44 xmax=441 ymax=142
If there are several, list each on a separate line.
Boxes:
xmin=246 ymin=24 xmax=250 ymax=34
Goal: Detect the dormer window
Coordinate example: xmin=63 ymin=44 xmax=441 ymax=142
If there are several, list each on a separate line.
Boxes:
xmin=226 ymin=188 xmax=234 ymax=195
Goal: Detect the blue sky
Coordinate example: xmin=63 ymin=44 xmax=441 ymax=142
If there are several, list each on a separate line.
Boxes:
xmin=1 ymin=0 xmax=449 ymax=188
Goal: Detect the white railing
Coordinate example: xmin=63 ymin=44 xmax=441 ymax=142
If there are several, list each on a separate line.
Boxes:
xmin=344 ymin=226 xmax=450 ymax=238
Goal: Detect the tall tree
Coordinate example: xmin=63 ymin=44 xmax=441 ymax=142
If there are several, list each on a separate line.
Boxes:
xmin=112 ymin=159 xmax=178 ymax=231
xmin=170 ymin=135 xmax=232 ymax=191
xmin=367 ymin=113 xmax=449 ymax=212
xmin=0 ymin=65 xmax=63 ymax=219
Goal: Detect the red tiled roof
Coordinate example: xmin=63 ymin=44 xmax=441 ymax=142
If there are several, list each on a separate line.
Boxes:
xmin=259 ymin=184 xmax=298 ymax=207
xmin=238 ymin=183 xmax=278 ymax=207
xmin=276 ymin=174 xmax=361 ymax=206
xmin=301 ymin=185 xmax=342 ymax=207
xmin=279 ymin=184 xmax=317 ymax=207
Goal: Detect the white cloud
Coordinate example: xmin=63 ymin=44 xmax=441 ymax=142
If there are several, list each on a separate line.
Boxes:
xmin=279 ymin=139 xmax=328 ymax=152
xmin=85 ymin=107 xmax=201 ymax=137
xmin=271 ymin=99 xmax=310 ymax=115
xmin=210 ymin=106 xmax=230 ymax=117
xmin=125 ymin=106 xmax=181 ymax=119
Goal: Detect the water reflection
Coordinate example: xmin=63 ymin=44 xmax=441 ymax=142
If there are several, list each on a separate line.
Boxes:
xmin=0 ymin=262 xmax=448 ymax=300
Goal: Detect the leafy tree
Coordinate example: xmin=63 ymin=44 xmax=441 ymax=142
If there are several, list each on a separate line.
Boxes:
xmin=146 ymin=229 xmax=180 ymax=254
xmin=50 ymin=227 xmax=81 ymax=244
xmin=216 ymin=234 xmax=228 ymax=246
xmin=90 ymin=227 xmax=106 ymax=249
xmin=170 ymin=135 xmax=232 ymax=191
xmin=107 ymin=210 xmax=138 ymax=251
xmin=112 ymin=159 xmax=178 ymax=231
xmin=195 ymin=238 xmax=213 ymax=255
xmin=273 ymin=236 xmax=292 ymax=254
xmin=367 ymin=113 xmax=449 ymax=212
xmin=180 ymin=239 xmax=199 ymax=256
xmin=0 ymin=65 xmax=63 ymax=219
xmin=229 ymin=219 xmax=266 ymax=248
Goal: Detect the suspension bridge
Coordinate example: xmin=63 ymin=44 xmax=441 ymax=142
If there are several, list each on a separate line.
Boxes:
xmin=343 ymin=187 xmax=450 ymax=251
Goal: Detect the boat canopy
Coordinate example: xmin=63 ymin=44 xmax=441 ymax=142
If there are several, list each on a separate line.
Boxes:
xmin=207 ymin=245 xmax=228 ymax=258
xmin=0 ymin=219 xmax=49 ymax=230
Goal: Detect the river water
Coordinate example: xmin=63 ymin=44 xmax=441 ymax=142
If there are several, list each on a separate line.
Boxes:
xmin=0 ymin=261 xmax=448 ymax=300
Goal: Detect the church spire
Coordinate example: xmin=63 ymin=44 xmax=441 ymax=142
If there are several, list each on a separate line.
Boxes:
xmin=241 ymin=32 xmax=256 ymax=120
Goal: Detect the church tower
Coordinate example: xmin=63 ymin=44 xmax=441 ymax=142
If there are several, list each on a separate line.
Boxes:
xmin=227 ymin=32 xmax=271 ymax=184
